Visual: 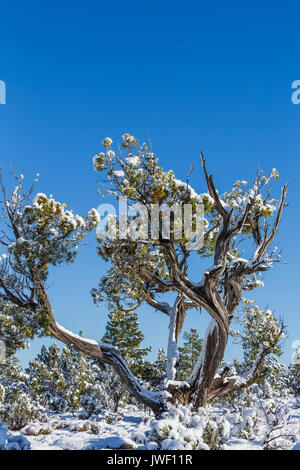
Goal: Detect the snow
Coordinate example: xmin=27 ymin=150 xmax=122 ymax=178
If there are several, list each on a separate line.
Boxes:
xmin=223 ymin=376 xmax=247 ymax=386
xmin=12 ymin=410 xmax=143 ymax=450
xmin=125 ymin=156 xmax=140 ymax=167
xmin=174 ymin=178 xmax=213 ymax=205
xmin=3 ymin=395 xmax=299 ymax=451
xmin=55 ymin=323 xmax=99 ymax=346
xmin=113 ymin=170 xmax=125 ymax=178
xmin=165 ymin=380 xmax=190 ymax=389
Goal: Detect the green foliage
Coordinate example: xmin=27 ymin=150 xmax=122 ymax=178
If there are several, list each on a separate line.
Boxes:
xmin=202 ymin=421 xmax=221 ymax=450
xmin=0 ymin=356 xmax=43 ymax=430
xmin=288 ymin=361 xmax=300 ymax=396
xmin=102 ymin=306 xmax=151 ymax=377
xmin=232 ymin=299 xmax=285 ymax=368
xmin=177 ymin=329 xmax=203 ymax=380
xmin=141 ymin=348 xmax=167 ymax=390
xmin=0 ymin=301 xmax=44 ymax=357
xmin=8 ymin=192 xmax=99 ymax=280
xmin=27 ymin=343 xmax=104 ymax=413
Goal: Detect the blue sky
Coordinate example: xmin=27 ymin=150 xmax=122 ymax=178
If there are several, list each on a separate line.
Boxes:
xmin=0 ymin=0 xmax=299 ymax=366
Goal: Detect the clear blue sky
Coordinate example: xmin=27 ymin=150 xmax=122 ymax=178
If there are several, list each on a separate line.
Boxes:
xmin=0 ymin=0 xmax=299 ymax=366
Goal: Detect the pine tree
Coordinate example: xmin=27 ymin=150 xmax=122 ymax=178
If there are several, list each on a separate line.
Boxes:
xmin=102 ymin=307 xmax=150 ymax=377
xmin=101 ymin=306 xmax=151 ymax=411
xmin=289 ymin=348 xmax=300 ymax=396
xmin=177 ymin=329 xmax=203 ymax=380
xmin=142 ymin=348 xmax=167 ymax=390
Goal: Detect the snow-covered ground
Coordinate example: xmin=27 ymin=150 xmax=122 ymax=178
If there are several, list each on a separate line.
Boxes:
xmin=3 ymin=395 xmax=299 ymax=451
xmin=15 ymin=411 xmax=143 ymax=450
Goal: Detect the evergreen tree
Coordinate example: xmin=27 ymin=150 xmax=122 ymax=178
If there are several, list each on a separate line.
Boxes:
xmin=0 ymin=356 xmax=42 ymax=430
xmin=142 ymin=348 xmax=167 ymax=390
xmin=101 ymin=306 xmax=151 ymax=411
xmin=177 ymin=329 xmax=203 ymax=380
xmin=289 ymin=348 xmax=300 ymax=396
xmin=27 ymin=343 xmax=105 ymax=414
xmin=102 ymin=306 xmax=150 ymax=377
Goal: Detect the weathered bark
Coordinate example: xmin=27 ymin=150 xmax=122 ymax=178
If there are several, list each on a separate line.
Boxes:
xmin=164 ymin=160 xmax=288 ymax=409
xmin=190 ymin=319 xmax=228 ymax=408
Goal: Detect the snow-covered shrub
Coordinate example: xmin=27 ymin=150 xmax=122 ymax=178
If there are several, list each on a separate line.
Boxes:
xmin=79 ymin=395 xmax=101 ymax=418
xmin=69 ymin=420 xmax=91 ymax=432
xmin=0 ymin=421 xmax=30 ymax=450
xmin=211 ymin=393 xmax=299 ymax=450
xmin=5 ymin=391 xmax=44 ymax=430
xmin=0 ymin=368 xmax=45 ymax=430
xmin=22 ymin=423 xmax=52 ymax=436
xmin=104 ymin=409 xmax=124 ymax=424
xmin=132 ymin=405 xmax=222 ymax=450
xmin=28 ymin=343 xmax=107 ymax=414
xmin=202 ymin=421 xmax=220 ymax=449
xmin=43 ymin=393 xmax=68 ymax=413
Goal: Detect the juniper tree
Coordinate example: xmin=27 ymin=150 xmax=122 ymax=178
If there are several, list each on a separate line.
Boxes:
xmin=0 ymin=355 xmax=42 ymax=430
xmin=91 ymin=134 xmax=288 ymax=410
xmin=231 ymin=299 xmax=285 ymax=373
xmin=0 ymin=135 xmax=288 ymax=416
xmin=28 ymin=343 xmax=104 ymax=413
xmin=219 ymin=299 xmax=287 ymax=404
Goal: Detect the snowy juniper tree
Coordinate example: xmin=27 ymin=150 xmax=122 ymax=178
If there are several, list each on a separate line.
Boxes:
xmin=0 ymin=355 xmax=42 ymax=430
xmin=91 ymin=134 xmax=288 ymax=412
xmin=0 ymin=134 xmax=288 ymax=416
xmin=219 ymin=299 xmax=287 ymax=405
xmin=231 ymin=299 xmax=285 ymax=374
xmin=28 ymin=343 xmax=100 ymax=412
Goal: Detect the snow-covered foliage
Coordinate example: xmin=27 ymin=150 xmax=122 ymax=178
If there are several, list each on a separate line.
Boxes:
xmin=7 ymin=191 xmax=99 ymax=276
xmin=0 ymin=174 xmax=99 ymax=344
xmin=131 ymin=395 xmax=300 ymax=451
xmin=0 ymin=355 xmax=45 ymax=430
xmin=132 ymin=405 xmax=211 ymax=450
xmin=289 ymin=362 xmax=300 ymax=396
xmin=237 ymin=299 xmax=285 ymax=363
xmin=0 ymin=393 xmax=298 ymax=451
xmin=27 ymin=343 xmax=109 ymax=415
